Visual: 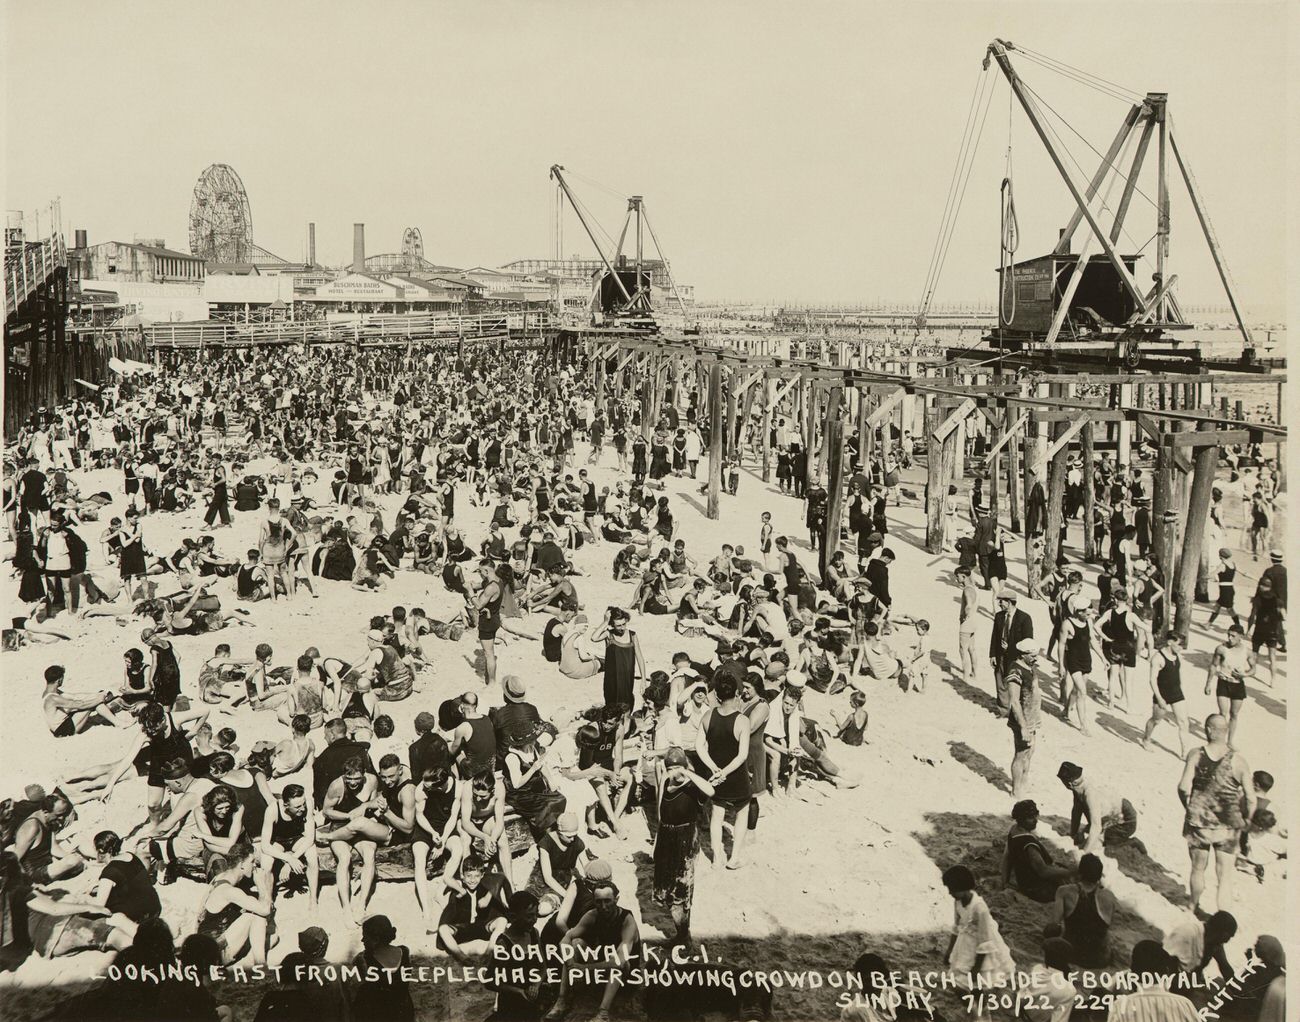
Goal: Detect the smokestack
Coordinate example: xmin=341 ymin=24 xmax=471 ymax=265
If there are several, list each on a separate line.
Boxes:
xmin=308 ymin=223 xmax=316 ymax=266
xmin=352 ymin=223 xmax=365 ymax=272
xmin=74 ymin=229 xmax=87 ymax=250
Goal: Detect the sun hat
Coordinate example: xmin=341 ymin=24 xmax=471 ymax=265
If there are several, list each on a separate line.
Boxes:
xmin=1016 ymin=639 xmax=1040 ymax=656
xmin=503 ymin=675 xmax=527 ymax=703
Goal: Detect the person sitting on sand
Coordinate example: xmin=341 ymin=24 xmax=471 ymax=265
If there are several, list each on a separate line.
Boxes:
xmin=556 ymin=618 xmax=605 ymax=680
xmin=195 ymin=839 xmax=273 ymax=966
xmin=9 ymin=791 xmax=84 ymax=887
xmin=82 ymin=830 xmax=161 ymax=947
xmin=1002 ymin=799 xmax=1072 ymax=903
xmin=436 ymin=854 xmax=510 ymax=963
xmin=1164 ymin=909 xmax=1237 ymax=982
xmin=349 ymin=914 xmax=415 ymax=1022
xmin=42 ymin=664 xmax=124 ymax=737
xmin=1044 ymin=853 xmax=1117 ymax=968
xmin=545 ymin=867 xmax=643 ymax=1022
xmin=316 ymin=756 xmax=384 ymax=923
xmin=259 ymin=783 xmax=318 ymax=910
xmin=271 ymin=714 xmax=316 ymax=778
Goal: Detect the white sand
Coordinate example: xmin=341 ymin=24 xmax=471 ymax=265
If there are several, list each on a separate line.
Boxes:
xmin=0 ymin=441 xmax=1287 ymax=1015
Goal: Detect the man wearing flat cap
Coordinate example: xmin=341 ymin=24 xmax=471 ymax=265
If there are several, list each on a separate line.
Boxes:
xmin=1006 ymin=639 xmax=1043 ymax=796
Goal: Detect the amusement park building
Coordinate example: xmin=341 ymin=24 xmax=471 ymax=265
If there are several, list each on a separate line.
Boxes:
xmin=83 ymin=241 xmax=205 ymax=284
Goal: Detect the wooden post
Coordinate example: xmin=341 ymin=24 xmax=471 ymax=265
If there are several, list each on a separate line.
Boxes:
xmin=707 ymin=362 xmax=723 ymax=519
xmin=1081 ymin=422 xmax=1097 ymax=561
xmin=803 ymin=378 xmax=819 ymax=491
xmin=739 ymin=374 xmax=760 ymax=464
xmin=822 ymin=386 xmax=846 ymax=577
xmin=925 ymin=405 xmax=945 ymax=554
xmin=1117 ymin=383 xmax=1133 ymax=465
xmin=640 ymin=355 xmax=655 ymax=438
xmin=857 ymin=388 xmax=871 ymax=469
xmin=725 ymin=376 xmax=738 ymax=460
xmin=1043 ymin=415 xmax=1069 ymax=576
xmin=761 ymin=375 xmax=773 ymax=482
xmin=1276 ymin=381 xmax=1286 ymax=492
xmin=1024 ymin=384 xmax=1048 ymax=563
xmin=1151 ymin=427 xmax=1176 ymax=578
xmin=1008 ymin=429 xmax=1022 ymax=534
xmin=988 ymin=408 xmax=1002 ymax=519
xmin=594 ymin=347 xmax=606 ymax=413
xmin=1172 ymin=421 xmax=1218 ymax=642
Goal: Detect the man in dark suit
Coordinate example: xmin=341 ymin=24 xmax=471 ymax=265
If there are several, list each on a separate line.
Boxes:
xmin=864 ymin=548 xmax=894 ymax=614
xmin=990 ymin=592 xmax=1034 ymax=711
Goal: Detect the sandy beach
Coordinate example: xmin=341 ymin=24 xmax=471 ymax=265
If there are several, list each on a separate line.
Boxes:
xmin=0 ymin=431 xmax=1287 ymax=1020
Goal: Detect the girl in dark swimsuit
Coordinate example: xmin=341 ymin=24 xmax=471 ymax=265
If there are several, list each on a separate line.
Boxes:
xmin=1057 ymin=599 xmax=1101 ymax=736
xmin=1141 ymin=631 xmax=1189 ymax=757
xmin=473 ymin=566 xmax=504 ymax=689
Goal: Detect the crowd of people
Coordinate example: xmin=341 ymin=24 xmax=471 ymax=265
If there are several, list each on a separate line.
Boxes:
xmin=0 ymin=339 xmax=1286 ymax=1021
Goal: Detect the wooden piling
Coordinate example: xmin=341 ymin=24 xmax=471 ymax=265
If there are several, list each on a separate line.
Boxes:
xmin=1081 ymin=422 xmax=1096 ymax=560
xmin=707 ymin=362 xmax=723 ymax=520
xmin=1172 ymin=420 xmax=1218 ymax=642
xmin=822 ymin=386 xmax=846 ymax=577
xmin=761 ymin=375 xmax=773 ymax=482
xmin=1043 ymin=415 xmax=1069 ymax=576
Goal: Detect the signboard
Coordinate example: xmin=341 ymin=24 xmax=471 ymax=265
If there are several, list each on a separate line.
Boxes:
xmin=312 ymin=273 xmax=402 ymax=300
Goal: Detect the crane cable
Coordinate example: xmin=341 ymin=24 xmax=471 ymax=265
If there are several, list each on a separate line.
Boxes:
xmin=917 ymin=65 xmax=997 ymax=328
xmin=999 ymin=88 xmax=1019 ymax=328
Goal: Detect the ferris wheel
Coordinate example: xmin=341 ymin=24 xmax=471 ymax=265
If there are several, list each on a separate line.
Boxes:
xmin=401 ymin=227 xmax=424 ymax=263
xmin=189 ymin=163 xmax=254 ymax=262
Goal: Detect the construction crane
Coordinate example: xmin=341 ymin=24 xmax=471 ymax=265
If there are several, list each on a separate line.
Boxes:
xmin=921 ymin=40 xmax=1260 ymax=371
xmin=548 ymin=165 xmax=697 ymax=333
xmin=982 ymin=39 xmax=1256 ymax=366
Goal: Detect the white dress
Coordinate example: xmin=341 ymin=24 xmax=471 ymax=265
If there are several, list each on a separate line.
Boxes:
xmin=948 ymin=893 xmax=1015 ymax=989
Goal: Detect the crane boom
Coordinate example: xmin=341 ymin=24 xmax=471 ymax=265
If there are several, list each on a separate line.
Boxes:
xmin=983 ymin=39 xmax=1146 ymax=308
xmin=549 ymin=165 xmax=633 ymax=305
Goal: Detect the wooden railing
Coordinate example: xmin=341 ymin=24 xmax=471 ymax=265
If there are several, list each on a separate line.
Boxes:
xmin=143 ymin=310 xmax=557 ymax=349
xmin=5 ymin=233 xmax=66 ymax=319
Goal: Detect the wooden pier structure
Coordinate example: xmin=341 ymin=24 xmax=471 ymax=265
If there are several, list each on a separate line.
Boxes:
xmin=567 ymin=330 xmax=1286 ymax=646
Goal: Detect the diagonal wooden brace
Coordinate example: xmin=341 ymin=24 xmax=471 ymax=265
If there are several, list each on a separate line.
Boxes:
xmin=863 ymin=386 xmax=906 ymax=429
xmin=1047 ymin=412 xmax=1092 ymax=459
xmin=931 ymin=398 xmax=977 ymax=442
xmin=983 ymin=411 xmax=1028 ymax=457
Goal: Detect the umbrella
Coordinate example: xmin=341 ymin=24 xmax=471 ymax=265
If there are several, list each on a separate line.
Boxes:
xmin=115 ymin=313 xmax=155 ymax=328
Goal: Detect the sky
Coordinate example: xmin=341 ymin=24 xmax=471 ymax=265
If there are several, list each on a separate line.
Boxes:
xmin=3 ymin=1 xmax=1290 ymax=311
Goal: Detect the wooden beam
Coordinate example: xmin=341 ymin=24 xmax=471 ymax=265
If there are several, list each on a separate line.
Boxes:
xmin=1046 ymin=413 xmax=1092 ymax=459
xmin=1136 ymin=413 xmax=1191 ymax=473
xmin=1163 ymin=429 xmax=1255 ymax=448
xmin=734 ymin=368 xmax=765 ymax=398
xmin=933 ymin=398 xmax=977 ymax=442
xmin=1031 ymin=408 xmax=1127 ymax=423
